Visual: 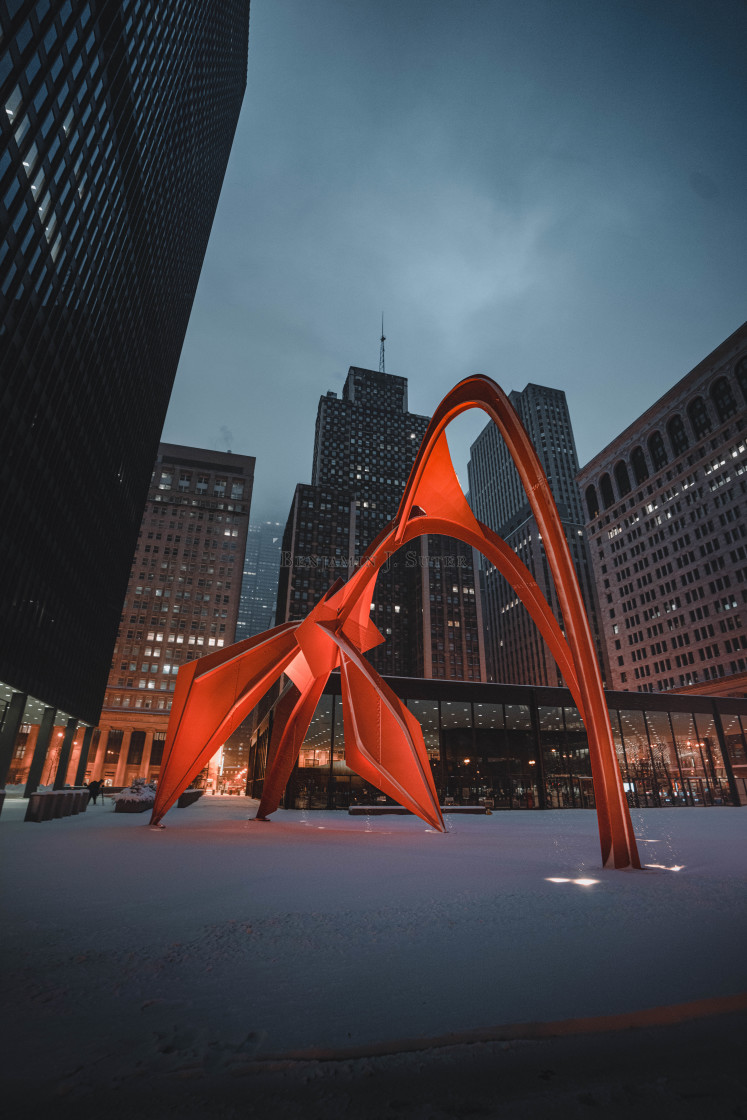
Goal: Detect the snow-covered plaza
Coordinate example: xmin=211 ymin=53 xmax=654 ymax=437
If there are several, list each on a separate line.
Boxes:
xmin=3 ymin=794 xmax=747 ymax=1117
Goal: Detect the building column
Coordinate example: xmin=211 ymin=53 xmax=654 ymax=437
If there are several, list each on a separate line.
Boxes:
xmin=17 ymin=723 xmax=39 ymax=785
xmin=141 ymin=729 xmax=155 ymax=779
xmin=53 ymin=717 xmax=78 ymax=789
xmin=24 ymin=706 xmax=57 ymax=796
xmin=0 ymin=690 xmax=28 ymax=787
xmin=114 ymin=730 xmax=132 ymax=786
xmin=74 ymin=727 xmax=96 ymax=786
xmin=66 ymin=728 xmax=85 ymax=785
xmin=90 ymin=728 xmax=109 ymax=780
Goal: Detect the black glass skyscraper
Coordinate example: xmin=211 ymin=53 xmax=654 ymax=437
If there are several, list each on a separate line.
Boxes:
xmin=0 ymin=1 xmax=250 ymax=771
xmin=468 ymin=383 xmax=606 ymax=687
xmin=278 ymin=367 xmax=486 ymax=681
xmin=236 ymin=521 xmax=283 ymax=641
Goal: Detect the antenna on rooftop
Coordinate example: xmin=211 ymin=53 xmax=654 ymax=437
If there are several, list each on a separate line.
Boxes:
xmin=379 ymin=313 xmax=386 ymax=374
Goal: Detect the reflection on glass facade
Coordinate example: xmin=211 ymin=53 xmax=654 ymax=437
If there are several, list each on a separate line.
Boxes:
xmin=540 ymin=705 xmax=594 ymax=809
xmin=721 ymin=712 xmax=747 ymax=804
xmin=407 ymin=699 xmax=440 ymax=759
xmin=244 ymin=678 xmax=747 ymax=811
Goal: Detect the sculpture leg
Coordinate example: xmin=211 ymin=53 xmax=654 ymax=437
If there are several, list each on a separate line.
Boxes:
xmin=254 ymin=683 xmax=300 ymax=819
xmin=255 ymin=672 xmax=329 ymax=820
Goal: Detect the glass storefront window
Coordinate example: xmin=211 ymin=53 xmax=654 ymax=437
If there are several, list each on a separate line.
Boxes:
xmin=693 ymin=711 xmax=731 ymax=804
xmin=540 ymin=706 xmax=593 ymax=809
xmin=726 ymin=713 xmax=747 ymax=804
xmin=326 ymin=695 xmax=364 ymax=807
xmin=332 ymin=693 xmax=345 ymax=761
xmin=670 ymin=710 xmax=697 ymax=776
xmin=503 ymin=704 xmax=537 ymax=809
xmin=505 ymin=704 xmax=531 ymax=730
xmin=472 ymin=702 xmax=511 ymax=805
xmin=618 ymin=709 xmax=657 ymax=806
xmin=541 ymin=705 xmax=566 ymax=808
xmin=241 ymin=685 xmax=746 ymax=813
xmin=564 ymin=706 xmax=583 ymax=732
xmin=298 ymin=695 xmax=332 ymax=769
xmin=670 ymin=710 xmax=724 ymax=805
xmin=407 ymin=698 xmax=440 ymax=759
xmin=289 ymin=696 xmax=334 ymax=809
xmin=539 ymin=706 xmax=563 ymax=734
xmin=440 ymin=701 xmax=474 ymax=801
xmin=722 ymin=712 xmax=747 ymax=776
xmin=473 ymin=702 xmax=504 ymax=730
xmin=440 ymin=701 xmax=471 ymax=730
xmin=644 ymin=710 xmax=682 ymax=805
xmin=331 ymin=694 xmax=354 ymax=776
xmin=609 ymin=708 xmax=637 ymax=805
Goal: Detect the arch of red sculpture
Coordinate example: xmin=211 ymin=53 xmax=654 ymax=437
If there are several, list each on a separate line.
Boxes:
xmin=150 ymin=376 xmax=641 ymax=870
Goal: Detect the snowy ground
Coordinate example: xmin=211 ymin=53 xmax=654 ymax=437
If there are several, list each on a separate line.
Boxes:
xmin=2 ymin=795 xmax=746 ymax=1117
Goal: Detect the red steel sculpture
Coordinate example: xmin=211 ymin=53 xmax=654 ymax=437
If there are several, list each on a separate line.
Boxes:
xmin=150 ymin=377 xmax=641 ymax=870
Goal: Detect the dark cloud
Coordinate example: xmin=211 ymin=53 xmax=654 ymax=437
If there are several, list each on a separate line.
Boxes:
xmin=162 ymin=0 xmax=747 ymax=522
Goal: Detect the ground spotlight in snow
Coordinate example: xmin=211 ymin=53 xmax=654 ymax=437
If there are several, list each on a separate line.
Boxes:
xmin=644 ymin=864 xmax=685 ymax=872
xmin=546 ymin=877 xmax=600 ymax=886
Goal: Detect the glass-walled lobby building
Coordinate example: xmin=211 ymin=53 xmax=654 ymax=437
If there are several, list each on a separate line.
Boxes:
xmin=243 ymin=676 xmax=747 ymax=811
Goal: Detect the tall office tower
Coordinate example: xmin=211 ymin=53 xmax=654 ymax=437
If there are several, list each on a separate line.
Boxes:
xmin=277 ymin=367 xmax=486 ymax=680
xmin=236 ymin=521 xmax=283 ymax=640
xmin=0 ymin=2 xmax=250 ymax=792
xmin=578 ymin=324 xmax=747 ymax=694
xmin=82 ymin=445 xmax=252 ymax=790
xmin=468 ymin=383 xmax=605 ymax=686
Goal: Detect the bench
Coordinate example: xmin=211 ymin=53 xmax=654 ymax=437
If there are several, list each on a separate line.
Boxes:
xmin=24 ymin=788 xmax=90 ymax=823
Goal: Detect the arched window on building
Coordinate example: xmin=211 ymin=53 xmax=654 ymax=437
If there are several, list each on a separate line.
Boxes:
xmin=585 ymin=484 xmax=599 ymax=520
xmin=648 ymin=431 xmax=668 ymax=471
xmin=687 ymin=396 xmax=712 ymax=440
xmin=710 ymin=376 xmax=737 ymax=423
xmin=600 ymin=473 xmax=615 ymax=509
xmin=614 ymin=460 xmax=631 ymax=498
xmin=667 ymin=414 xmax=689 ymax=456
xmin=736 ymin=357 xmax=747 ymax=405
xmin=631 ymin=445 xmax=649 ymax=484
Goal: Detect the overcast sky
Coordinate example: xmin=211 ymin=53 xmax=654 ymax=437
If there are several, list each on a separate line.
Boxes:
xmin=161 ymin=0 xmax=747 ymax=523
